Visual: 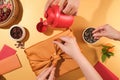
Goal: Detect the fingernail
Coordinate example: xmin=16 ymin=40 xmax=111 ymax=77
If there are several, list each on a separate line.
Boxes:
xmin=53 ymin=67 xmax=56 ymax=71
xmin=51 ymin=65 xmax=54 ymax=67
xmin=93 ymin=34 xmax=96 ymax=36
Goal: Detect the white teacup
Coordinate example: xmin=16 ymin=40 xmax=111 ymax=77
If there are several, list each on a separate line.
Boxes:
xmin=9 ymin=25 xmax=26 ymax=41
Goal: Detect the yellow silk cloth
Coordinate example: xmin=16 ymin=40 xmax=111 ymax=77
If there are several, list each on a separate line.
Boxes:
xmin=24 ymin=30 xmax=79 ymax=77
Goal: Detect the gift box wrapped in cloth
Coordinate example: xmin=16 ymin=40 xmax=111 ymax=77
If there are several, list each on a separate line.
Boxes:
xmin=24 ymin=30 xmax=79 ymax=77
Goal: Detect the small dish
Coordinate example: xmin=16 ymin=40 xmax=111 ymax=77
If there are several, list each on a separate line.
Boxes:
xmin=82 ymin=27 xmax=98 ymax=44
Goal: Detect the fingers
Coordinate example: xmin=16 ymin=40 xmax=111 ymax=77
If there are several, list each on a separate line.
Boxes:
xmin=59 ymin=36 xmax=72 ymax=42
xmin=59 ymin=0 xmax=67 ymax=11
xmin=45 ymin=0 xmax=79 ymax=15
xmin=45 ymin=0 xmax=60 ymax=12
xmin=62 ymin=0 xmax=79 ymax=15
xmin=93 ymin=33 xmax=104 ymax=38
xmin=42 ymin=66 xmax=54 ymax=78
xmin=94 ymin=36 xmax=101 ymax=40
xmin=48 ymin=67 xmax=56 ymax=80
xmin=92 ymin=26 xmax=104 ymax=34
xmin=53 ymin=40 xmax=65 ymax=50
xmin=92 ymin=24 xmax=109 ymax=33
xmin=63 ymin=5 xmax=78 ymax=15
xmin=37 ymin=68 xmax=49 ymax=80
xmin=37 ymin=66 xmax=54 ymax=80
xmin=54 ymin=36 xmax=74 ymax=44
xmin=52 ymin=0 xmax=60 ymax=5
xmin=63 ymin=3 xmax=72 ymax=15
xmin=44 ymin=0 xmax=54 ymax=12
xmin=69 ymin=8 xmax=77 ymax=15
xmin=53 ymin=36 xmax=71 ymax=51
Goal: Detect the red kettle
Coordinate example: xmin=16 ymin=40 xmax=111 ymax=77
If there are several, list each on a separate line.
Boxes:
xmin=36 ymin=5 xmax=74 ymax=32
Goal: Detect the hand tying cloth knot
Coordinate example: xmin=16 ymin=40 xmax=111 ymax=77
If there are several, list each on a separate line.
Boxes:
xmin=50 ymin=44 xmax=64 ymax=66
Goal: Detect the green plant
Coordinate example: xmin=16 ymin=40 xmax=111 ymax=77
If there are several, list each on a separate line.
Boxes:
xmin=101 ymin=44 xmax=114 ymax=62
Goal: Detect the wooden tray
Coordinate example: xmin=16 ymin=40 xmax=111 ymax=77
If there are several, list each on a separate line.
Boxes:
xmin=0 ymin=0 xmax=20 ymax=28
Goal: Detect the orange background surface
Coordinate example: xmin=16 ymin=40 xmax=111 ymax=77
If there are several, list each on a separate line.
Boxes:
xmin=0 ymin=0 xmax=120 ymax=80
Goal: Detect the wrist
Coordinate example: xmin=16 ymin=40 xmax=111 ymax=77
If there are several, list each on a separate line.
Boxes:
xmin=72 ymin=51 xmax=83 ymax=61
xmin=115 ymin=31 xmax=120 ymax=41
xmin=118 ymin=31 xmax=120 ymax=40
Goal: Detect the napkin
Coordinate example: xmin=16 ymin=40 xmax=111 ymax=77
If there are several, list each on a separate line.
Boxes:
xmin=0 ymin=45 xmax=16 ymax=60
xmin=0 ymin=45 xmax=21 ymax=75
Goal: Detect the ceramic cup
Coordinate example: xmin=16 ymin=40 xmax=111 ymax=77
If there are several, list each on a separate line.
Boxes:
xmin=9 ymin=25 xmax=26 ymax=41
xmin=82 ymin=27 xmax=98 ymax=44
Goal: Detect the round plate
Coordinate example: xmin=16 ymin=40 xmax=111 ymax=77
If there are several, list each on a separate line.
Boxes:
xmin=0 ymin=0 xmax=20 ymax=28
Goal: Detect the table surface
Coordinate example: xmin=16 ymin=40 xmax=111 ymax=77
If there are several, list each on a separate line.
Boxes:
xmin=0 ymin=0 xmax=120 ymax=80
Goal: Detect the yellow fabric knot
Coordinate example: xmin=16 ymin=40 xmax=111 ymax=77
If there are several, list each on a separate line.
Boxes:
xmin=50 ymin=54 xmax=61 ymax=66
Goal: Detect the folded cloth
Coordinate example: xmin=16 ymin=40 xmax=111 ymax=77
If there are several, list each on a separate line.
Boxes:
xmin=0 ymin=54 xmax=21 ymax=75
xmin=94 ymin=61 xmax=119 ymax=80
xmin=24 ymin=30 xmax=79 ymax=77
xmin=0 ymin=45 xmax=16 ymax=60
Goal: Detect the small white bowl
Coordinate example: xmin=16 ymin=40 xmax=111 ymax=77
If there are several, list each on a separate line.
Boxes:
xmin=9 ymin=25 xmax=26 ymax=41
xmin=82 ymin=27 xmax=98 ymax=44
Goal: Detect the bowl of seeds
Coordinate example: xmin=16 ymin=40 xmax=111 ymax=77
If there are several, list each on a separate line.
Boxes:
xmin=82 ymin=27 xmax=98 ymax=44
xmin=10 ymin=25 xmax=26 ymax=41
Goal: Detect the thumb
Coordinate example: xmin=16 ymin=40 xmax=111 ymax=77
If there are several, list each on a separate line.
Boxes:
xmin=93 ymin=33 xmax=105 ymax=37
xmin=59 ymin=0 xmax=67 ymax=11
xmin=48 ymin=67 xmax=56 ymax=80
xmin=53 ymin=41 xmax=65 ymax=50
xmin=44 ymin=0 xmax=54 ymax=12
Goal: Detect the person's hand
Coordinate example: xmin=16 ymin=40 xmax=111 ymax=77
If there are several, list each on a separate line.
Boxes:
xmin=61 ymin=0 xmax=80 ymax=15
xmin=37 ymin=66 xmax=56 ymax=80
xmin=54 ymin=36 xmax=103 ymax=80
xmin=44 ymin=0 xmax=60 ymax=12
xmin=53 ymin=36 xmax=81 ymax=59
xmin=93 ymin=24 xmax=120 ymax=40
xmin=45 ymin=0 xmax=80 ymax=15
